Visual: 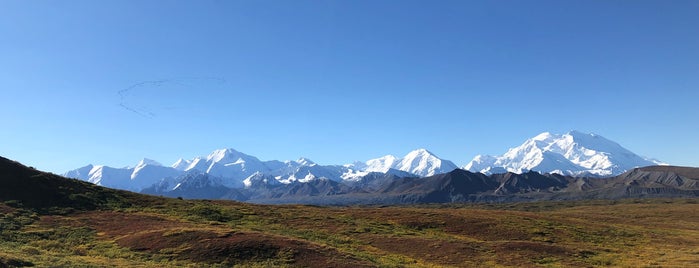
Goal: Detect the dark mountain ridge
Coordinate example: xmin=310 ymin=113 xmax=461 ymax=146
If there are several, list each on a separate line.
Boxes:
xmin=251 ymin=166 xmax=699 ymax=205
xmin=0 ymin=156 xmax=159 ymax=212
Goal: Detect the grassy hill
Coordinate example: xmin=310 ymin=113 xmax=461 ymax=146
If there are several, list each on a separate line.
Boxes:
xmin=1 ymin=156 xmax=698 ymax=267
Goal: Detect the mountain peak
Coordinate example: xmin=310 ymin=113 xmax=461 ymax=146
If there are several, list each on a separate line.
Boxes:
xmin=465 ymin=131 xmax=660 ymax=176
xmin=205 ymin=148 xmax=256 ymax=164
xmin=533 ymin=132 xmax=554 ymax=141
xmin=136 ymin=158 xmax=162 ymax=167
xmin=171 ymin=158 xmax=192 ymax=171
xmin=406 ymin=148 xmax=434 ymax=156
xmin=295 ymin=157 xmax=316 ymax=166
xmin=566 ymin=130 xmax=597 ymax=137
xmin=398 ymin=149 xmax=458 ymax=177
xmin=207 ymin=148 xmax=239 ymax=161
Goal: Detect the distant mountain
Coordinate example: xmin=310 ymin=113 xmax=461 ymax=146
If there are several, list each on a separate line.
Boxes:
xmin=353 ymin=149 xmax=459 ymax=177
xmin=141 ymin=172 xmax=231 ymax=200
xmin=464 ymin=131 xmax=664 ymax=176
xmin=63 ymin=131 xmax=666 ymax=196
xmin=65 ymin=158 xmax=181 ymax=192
xmin=64 ymin=148 xmax=458 ymax=192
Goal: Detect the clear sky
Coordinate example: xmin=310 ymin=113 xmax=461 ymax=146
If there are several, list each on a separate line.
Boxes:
xmin=1 ymin=0 xmax=698 ymax=173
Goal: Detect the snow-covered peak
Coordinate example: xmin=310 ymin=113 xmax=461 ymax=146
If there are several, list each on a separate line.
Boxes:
xmin=463 ymin=155 xmax=497 ymax=171
xmin=360 ymin=149 xmax=458 ymax=177
xmin=171 ymin=158 xmax=191 ymax=171
xmin=412 ymin=148 xmax=430 ymax=153
xmin=465 ymin=131 xmax=662 ymax=176
xmin=136 ymin=158 xmax=162 ymax=168
xmin=364 ymin=155 xmax=399 ymax=173
xmin=296 ymin=157 xmax=315 ymax=166
xmin=63 ymin=164 xmax=94 ymax=180
xmin=207 ymin=148 xmax=243 ymax=162
xmin=533 ymin=132 xmax=554 ymax=141
xmin=563 ymin=130 xmax=625 ymax=154
xmin=404 ymin=148 xmax=434 ymax=158
xmin=397 ymin=148 xmax=458 ymax=177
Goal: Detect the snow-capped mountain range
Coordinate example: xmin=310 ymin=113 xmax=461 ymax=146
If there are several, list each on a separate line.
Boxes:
xmin=464 ymin=131 xmax=664 ymax=176
xmin=63 ymin=131 xmax=665 ymax=192
xmin=64 ymin=148 xmax=454 ymax=192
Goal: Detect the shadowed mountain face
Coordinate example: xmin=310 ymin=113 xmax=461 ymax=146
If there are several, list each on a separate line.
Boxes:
xmin=600 ymin=166 xmax=699 ymax=197
xmin=141 ymin=162 xmax=699 ymax=205
xmin=491 ymin=172 xmax=570 ymax=195
xmin=636 ymin=166 xmax=699 ymax=179
xmin=0 ymin=156 xmax=157 ymax=212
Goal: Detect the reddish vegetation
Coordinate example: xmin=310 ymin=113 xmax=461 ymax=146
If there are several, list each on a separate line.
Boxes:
xmin=40 ymin=211 xmax=372 ymax=267
xmin=118 ymin=230 xmax=371 ymax=267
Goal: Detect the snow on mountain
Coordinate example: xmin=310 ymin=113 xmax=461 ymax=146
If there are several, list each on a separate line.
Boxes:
xmin=243 ymin=172 xmax=281 ymax=188
xmin=396 ymin=149 xmax=459 ymax=176
xmin=464 ymin=131 xmax=663 ymax=176
xmin=65 ymin=147 xmax=461 ymax=192
xmin=358 ymin=149 xmax=458 ymax=177
xmin=63 ymin=132 xmax=669 ymax=198
xmin=84 ymin=165 xmax=136 ymax=191
xmin=136 ymin=158 xmax=161 ymax=167
xmin=364 ymin=155 xmax=399 ymax=173
xmin=276 ymin=164 xmax=348 ymax=184
xmin=65 ymin=148 xmax=350 ymax=191
xmin=63 ymin=164 xmax=94 ymax=180
xmin=64 ymin=158 xmax=181 ymax=192
xmin=171 ymin=158 xmax=191 ymax=171
xmin=189 ymin=148 xmax=271 ymax=187
xmin=130 ymin=159 xmax=182 ymax=190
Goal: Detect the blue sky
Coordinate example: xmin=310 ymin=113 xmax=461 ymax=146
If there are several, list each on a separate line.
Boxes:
xmin=1 ymin=0 xmax=698 ymax=173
